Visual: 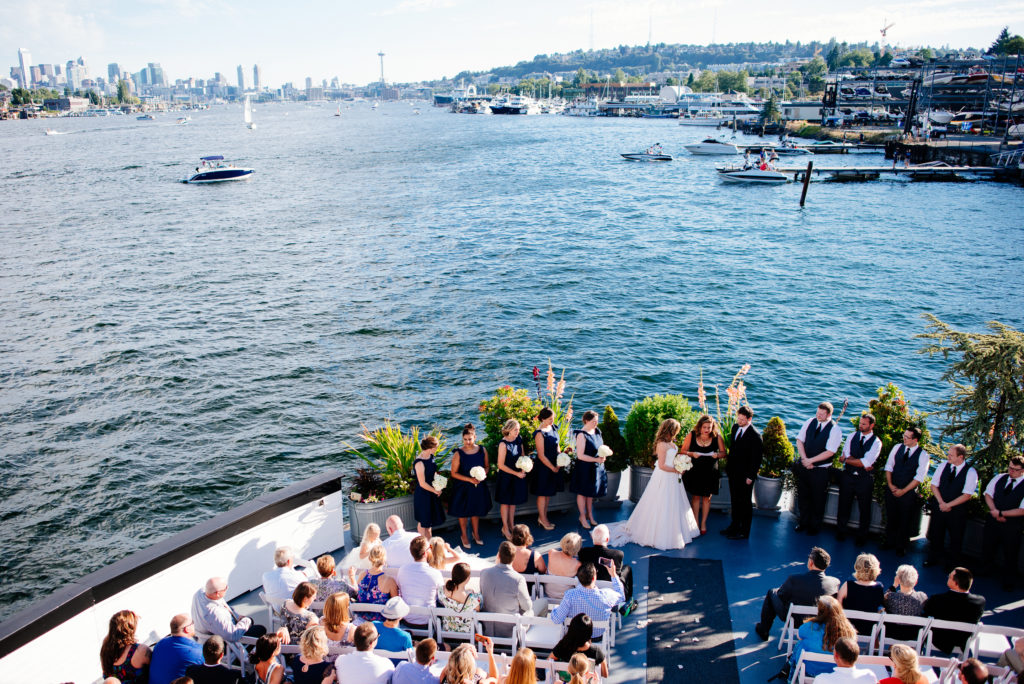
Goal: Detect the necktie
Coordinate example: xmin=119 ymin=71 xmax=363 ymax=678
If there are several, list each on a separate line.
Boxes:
xmin=738 ymin=427 xmax=745 ymax=439
xmin=813 ymin=422 xmax=822 ymax=438
xmin=1006 ymin=477 xmax=1016 ymax=495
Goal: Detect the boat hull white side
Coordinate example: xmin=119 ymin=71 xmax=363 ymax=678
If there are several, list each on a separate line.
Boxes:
xmin=717 ymin=169 xmax=788 ymax=184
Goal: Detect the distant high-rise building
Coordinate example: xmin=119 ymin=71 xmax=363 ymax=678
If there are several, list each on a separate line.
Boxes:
xmin=237 ymin=64 xmax=246 ymax=90
xmin=108 ymin=63 xmax=120 ymax=82
xmin=305 ymin=76 xmax=312 ymax=90
xmin=18 ymin=48 xmax=32 ymax=87
xmin=253 ymin=64 xmax=261 ymax=89
xmin=147 ymin=62 xmax=165 ymax=87
xmin=29 ymin=66 xmax=41 ymax=85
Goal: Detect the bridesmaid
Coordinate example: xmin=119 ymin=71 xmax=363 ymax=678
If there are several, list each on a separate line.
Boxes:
xmin=532 ymin=408 xmax=563 ymax=531
xmin=448 ymin=423 xmax=492 ymax=547
xmin=681 ymin=415 xmax=727 ymax=535
xmin=571 ymin=410 xmax=607 ymax=529
xmin=495 ymin=419 xmax=529 ymax=540
xmin=413 ymin=435 xmax=445 ymax=538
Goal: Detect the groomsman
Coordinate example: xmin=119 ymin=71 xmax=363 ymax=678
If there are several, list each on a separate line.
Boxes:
xmin=982 ymin=456 xmax=1024 ymax=590
xmin=722 ymin=406 xmax=763 ymax=540
xmin=924 ymin=444 xmax=978 ymax=569
xmin=836 ymin=413 xmax=882 ymax=545
xmin=882 ymin=426 xmax=929 ymax=555
xmin=794 ymin=402 xmax=843 ymax=535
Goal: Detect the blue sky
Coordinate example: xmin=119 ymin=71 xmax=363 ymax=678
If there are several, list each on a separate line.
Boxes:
xmin=2 ymin=0 xmax=1022 ymax=86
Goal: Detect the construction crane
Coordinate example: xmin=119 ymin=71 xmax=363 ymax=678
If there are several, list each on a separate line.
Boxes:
xmin=879 ymin=20 xmax=895 ymax=56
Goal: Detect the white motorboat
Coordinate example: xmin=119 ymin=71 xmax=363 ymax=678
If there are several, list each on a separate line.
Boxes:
xmin=176 ymin=116 xmax=190 ymax=125
xmin=684 ymin=138 xmax=739 ymax=155
xmin=928 ymin=110 xmax=956 ymax=125
xmin=44 ymin=128 xmax=65 ymax=136
xmin=490 ymin=95 xmax=540 ymax=115
xmin=621 ymin=152 xmax=673 ymax=161
xmin=717 ymin=165 xmax=788 ymax=184
xmin=243 ymin=96 xmax=256 ymax=130
xmin=182 ymin=156 xmax=255 ymax=184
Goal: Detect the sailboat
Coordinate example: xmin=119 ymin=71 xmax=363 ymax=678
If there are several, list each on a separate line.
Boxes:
xmin=334 ymin=104 xmax=341 ymax=117
xmin=244 ymin=96 xmax=256 ymax=130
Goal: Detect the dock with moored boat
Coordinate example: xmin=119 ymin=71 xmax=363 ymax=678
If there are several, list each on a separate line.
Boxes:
xmin=777 ymin=160 xmax=1021 ymax=183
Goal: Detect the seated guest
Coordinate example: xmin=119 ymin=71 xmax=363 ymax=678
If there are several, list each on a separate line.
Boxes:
xmin=262 ymin=546 xmax=318 ymax=604
xmin=372 ymin=596 xmax=415 ymax=657
xmin=170 ymin=678 xmax=193 ymax=684
xmin=550 ymin=614 xmax=609 ymax=679
xmin=922 ymin=567 xmax=986 ymax=654
xmin=313 ymin=554 xmax=356 ymax=602
xmin=248 ymin=633 xmax=288 ymax=684
xmin=550 ymin=562 xmax=624 ymax=638
xmin=356 ymin=544 xmax=399 ymax=621
xmin=997 ymin=637 xmax=1024 ymax=675
xmin=428 ymin=536 xmax=461 ymax=571
xmin=382 ymin=515 xmax=419 ymax=569
xmin=811 ymin=637 xmax=877 ymax=684
xmin=958 ymin=659 xmax=989 ymax=684
xmin=100 ymin=610 xmax=151 ymax=684
xmin=334 ymin=622 xmax=395 ymax=684
xmin=754 ymin=546 xmax=840 ymax=641
xmin=292 ymin=626 xmax=335 ymax=684
xmin=567 ymin=653 xmax=598 ymax=684
xmin=185 ymin=636 xmax=241 ymax=684
xmin=790 ymin=596 xmax=857 ymax=678
xmin=879 ymin=644 xmax=927 ymax=684
xmin=321 ymin=592 xmax=356 ymax=660
xmin=150 ymin=614 xmax=203 ymax=684
xmin=192 ymin=576 xmax=266 ymax=643
xmin=546 ymin=533 xmax=583 ymax=601
xmin=480 ymin=541 xmax=533 ymax=638
xmin=393 ymin=639 xmax=439 ymax=684
xmin=837 ymin=553 xmax=885 ymax=635
xmin=397 ymin=536 xmax=443 ymax=629
xmin=438 ymin=562 xmax=482 ymax=635
xmin=883 ymin=565 xmax=928 ymax=642
xmin=578 ymin=524 xmax=633 ymax=604
xmin=440 ymin=643 xmax=490 ymax=684
xmin=510 ymin=524 xmax=548 ymax=574
xmin=282 ymin=581 xmax=319 ymax=643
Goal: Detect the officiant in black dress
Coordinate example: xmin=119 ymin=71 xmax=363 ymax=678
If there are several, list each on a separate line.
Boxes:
xmin=722 ymin=406 xmax=763 ymax=540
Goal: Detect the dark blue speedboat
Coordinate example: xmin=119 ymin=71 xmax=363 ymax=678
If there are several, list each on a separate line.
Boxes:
xmin=182 ymin=155 xmax=254 ymax=183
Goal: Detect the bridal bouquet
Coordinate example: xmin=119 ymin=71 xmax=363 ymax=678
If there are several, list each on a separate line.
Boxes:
xmin=597 ymin=445 xmax=613 ymax=459
xmin=469 ymin=466 xmax=486 ymax=482
xmin=515 ymin=455 xmax=534 ymax=473
xmin=556 ymin=453 xmax=571 ymax=468
xmin=673 ymin=453 xmax=693 ymax=482
xmin=432 ymin=474 xmax=448 ymax=491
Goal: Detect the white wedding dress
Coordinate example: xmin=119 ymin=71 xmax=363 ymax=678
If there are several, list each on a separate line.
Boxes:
xmin=610 ymin=445 xmax=700 ymax=549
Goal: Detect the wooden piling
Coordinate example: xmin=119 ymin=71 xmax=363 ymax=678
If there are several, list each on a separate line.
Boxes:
xmin=799 ymin=161 xmax=813 ymax=207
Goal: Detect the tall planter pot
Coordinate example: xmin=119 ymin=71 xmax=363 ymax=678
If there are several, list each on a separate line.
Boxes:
xmin=348 ymin=495 xmax=416 ymax=544
xmin=709 ymin=473 xmax=731 ymax=511
xmin=753 ymin=476 xmax=784 ymax=511
xmin=629 ymin=467 xmax=654 ymax=503
xmin=596 ymin=469 xmax=626 ymax=508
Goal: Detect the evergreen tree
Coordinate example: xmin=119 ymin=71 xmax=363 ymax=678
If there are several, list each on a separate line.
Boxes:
xmin=117 ymin=79 xmax=130 ymax=104
xmin=989 ymin=26 xmax=1012 ymax=54
xmin=760 ymin=94 xmax=781 ymax=122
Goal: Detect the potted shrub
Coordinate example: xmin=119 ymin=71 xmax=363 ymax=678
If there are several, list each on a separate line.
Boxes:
xmin=347 ymin=421 xmax=447 ymax=542
xmin=478 ymin=385 xmax=542 ymax=461
xmin=597 ymin=405 xmax=629 ymax=506
xmin=754 ymin=416 xmax=793 ymax=510
xmin=624 ymin=394 xmax=698 ymax=502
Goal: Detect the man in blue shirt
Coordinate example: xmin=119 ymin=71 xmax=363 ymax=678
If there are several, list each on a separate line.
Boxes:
xmin=392 ymin=638 xmax=439 ymax=684
xmin=149 ymin=614 xmax=203 ymax=684
xmin=550 ymin=562 xmax=624 ymax=637
xmin=372 ymin=596 xmax=414 ymax=663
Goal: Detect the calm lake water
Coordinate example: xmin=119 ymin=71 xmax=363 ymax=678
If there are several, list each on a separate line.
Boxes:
xmin=0 ymin=103 xmax=1022 ymax=620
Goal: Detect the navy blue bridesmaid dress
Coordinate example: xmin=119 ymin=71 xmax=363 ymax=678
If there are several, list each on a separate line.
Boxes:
xmin=413 ymin=455 xmax=446 ymax=527
xmin=448 ymin=447 xmax=492 ymax=518
xmin=531 ymin=427 xmax=564 ymax=497
xmin=570 ymin=428 xmax=608 ymax=498
xmin=495 ymin=437 xmax=529 ymax=505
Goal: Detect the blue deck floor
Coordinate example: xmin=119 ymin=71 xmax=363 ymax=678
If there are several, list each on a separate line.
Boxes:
xmin=236 ymin=494 xmax=1023 ymax=684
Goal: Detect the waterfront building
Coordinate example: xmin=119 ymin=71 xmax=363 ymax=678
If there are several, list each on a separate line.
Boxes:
xmin=17 ymin=47 xmax=31 ymax=88
xmin=42 ymin=96 xmax=89 ymax=113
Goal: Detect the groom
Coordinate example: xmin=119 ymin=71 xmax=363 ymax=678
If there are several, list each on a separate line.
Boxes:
xmin=722 ymin=406 xmax=763 ymax=540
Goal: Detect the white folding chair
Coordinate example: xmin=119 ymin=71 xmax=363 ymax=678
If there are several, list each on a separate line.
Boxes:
xmin=877 ymin=614 xmax=933 ymax=656
xmin=432 ymin=607 xmax=479 ymax=648
xmin=779 ymin=604 xmax=818 ymax=657
xmin=925 ymin=618 xmax=981 ymax=658
xmin=842 ymin=609 xmax=883 ymax=655
xmin=969 ymin=624 xmax=1024 ymax=663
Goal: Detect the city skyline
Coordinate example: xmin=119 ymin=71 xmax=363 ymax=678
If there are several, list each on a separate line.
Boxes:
xmin=2 ymin=1 xmax=1022 ymax=88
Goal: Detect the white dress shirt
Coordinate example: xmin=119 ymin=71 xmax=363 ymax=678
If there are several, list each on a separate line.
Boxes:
xmin=261 ymin=563 xmax=317 ymax=604
xmin=812 ymin=666 xmax=878 ymax=684
xmin=382 ymin=529 xmax=419 ymax=569
xmin=397 ymin=561 xmax=443 ymax=626
xmin=932 ymin=461 xmax=979 ymax=497
xmin=883 ymin=444 xmax=930 ymax=484
xmin=334 ymin=651 xmax=395 ymax=684
xmin=984 ymin=473 xmax=1024 ymax=508
xmin=797 ymin=418 xmax=843 ymax=466
xmin=841 ymin=432 xmax=882 ymax=469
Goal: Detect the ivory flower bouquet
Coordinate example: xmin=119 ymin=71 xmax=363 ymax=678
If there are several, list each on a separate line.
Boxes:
xmin=469 ymin=466 xmax=486 ymax=482
xmin=515 ymin=455 xmax=534 ymax=473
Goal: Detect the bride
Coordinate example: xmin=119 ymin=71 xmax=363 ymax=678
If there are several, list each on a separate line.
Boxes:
xmin=612 ymin=418 xmax=700 ymax=549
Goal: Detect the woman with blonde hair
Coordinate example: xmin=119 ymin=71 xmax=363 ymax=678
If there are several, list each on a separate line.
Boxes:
xmin=355 ymin=543 xmax=398 ymax=621
xmin=293 ymin=626 xmax=336 ymax=684
xmin=567 ymin=653 xmax=599 ymax=684
xmin=838 ymin=553 xmax=885 ymax=634
xmin=440 ymin=642 xmax=495 ymax=684
xmin=546 ymin=532 xmax=582 ymax=600
xmin=681 ymin=414 xmax=727 ymax=535
xmin=428 ymin=536 xmax=461 ymax=571
xmin=880 ymin=644 xmax=928 ymax=684
xmin=501 ymin=647 xmax=538 ymax=684
xmin=321 ymin=592 xmax=355 ymax=661
xmin=339 ymin=522 xmax=381 ymax=581
xmin=496 ymin=418 xmax=529 ymax=540
xmin=99 ymin=610 xmax=151 ymax=683
xmin=790 ymin=596 xmax=857 ymax=677
xmin=610 ymin=418 xmax=699 ymax=549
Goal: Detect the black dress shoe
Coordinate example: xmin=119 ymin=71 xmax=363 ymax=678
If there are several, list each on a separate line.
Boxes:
xmin=836 ymin=530 xmax=847 ymax=541
xmin=720 ymin=527 xmax=736 ymax=536
xmin=727 ymin=532 xmax=749 ymax=540
xmin=794 ymin=524 xmax=807 ymax=533
xmin=754 ymin=623 xmax=769 ymax=641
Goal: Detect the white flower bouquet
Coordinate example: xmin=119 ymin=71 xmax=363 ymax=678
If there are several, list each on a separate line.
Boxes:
xmin=597 ymin=445 xmax=613 ymax=459
xmin=469 ymin=466 xmax=486 ymax=482
xmin=556 ymin=453 xmax=571 ymax=468
xmin=673 ymin=453 xmax=693 ymax=482
xmin=432 ymin=474 xmax=448 ymax=491
xmin=515 ymin=455 xmax=534 ymax=473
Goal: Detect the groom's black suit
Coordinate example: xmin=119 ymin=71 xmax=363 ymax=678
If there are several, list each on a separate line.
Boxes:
xmin=726 ymin=422 xmax=764 ymax=537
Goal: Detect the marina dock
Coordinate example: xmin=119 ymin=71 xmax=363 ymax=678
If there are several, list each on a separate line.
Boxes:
xmin=777 ymin=163 xmax=1008 ymax=182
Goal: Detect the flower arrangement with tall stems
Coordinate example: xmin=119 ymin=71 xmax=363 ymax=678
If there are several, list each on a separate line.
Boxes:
xmin=348 ymin=421 xmax=448 ymax=500
xmin=542 ymin=361 xmax=575 ymax=454
xmin=697 ymin=364 xmax=751 ymax=451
